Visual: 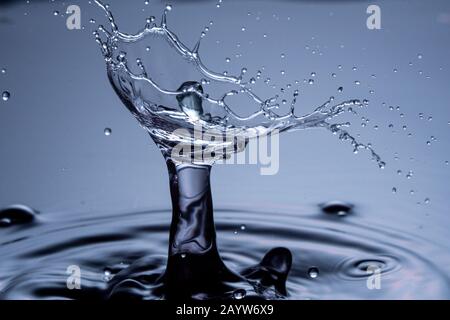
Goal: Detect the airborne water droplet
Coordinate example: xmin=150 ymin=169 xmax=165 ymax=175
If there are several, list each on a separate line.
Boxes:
xmin=2 ymin=91 xmax=10 ymax=101
xmin=104 ymin=128 xmax=112 ymax=136
xmin=308 ymin=267 xmax=319 ymax=279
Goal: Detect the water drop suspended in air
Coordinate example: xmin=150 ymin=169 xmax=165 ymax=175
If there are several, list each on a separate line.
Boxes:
xmin=2 ymin=91 xmax=10 ymax=101
xmin=104 ymin=128 xmax=112 ymax=136
xmin=308 ymin=267 xmax=319 ymax=279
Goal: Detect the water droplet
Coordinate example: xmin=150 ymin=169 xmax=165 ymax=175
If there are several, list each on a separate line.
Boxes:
xmin=240 ymin=224 xmax=246 ymax=231
xmin=308 ymin=267 xmax=319 ymax=279
xmin=280 ymin=53 xmax=285 ymax=59
xmin=392 ymin=187 xmax=397 ymax=194
xmin=337 ymin=86 xmax=343 ymax=93
xmin=53 ymin=10 xmax=59 ymax=16
xmin=1 ymin=90 xmax=12 ymax=103
xmin=321 ymin=201 xmax=353 ymax=216
xmin=308 ymin=79 xmax=314 ymax=85
xmin=311 ymin=72 xmax=316 ymax=77
xmin=225 ymin=57 xmax=231 ymax=63
xmin=0 ymin=204 xmax=37 ymax=227
xmin=233 ymin=289 xmax=246 ymax=300
xmin=165 ymin=4 xmax=172 ymax=11
xmin=424 ymin=198 xmax=430 ymax=204
xmin=181 ymin=253 xmax=187 ymax=258
xmin=417 ymin=53 xmax=423 ymax=59
xmin=104 ymin=128 xmax=112 ymax=136
xmin=354 ymin=80 xmax=361 ymax=85
xmin=1 ymin=68 xmax=6 ymax=74
xmin=103 ymin=268 xmax=113 ymax=282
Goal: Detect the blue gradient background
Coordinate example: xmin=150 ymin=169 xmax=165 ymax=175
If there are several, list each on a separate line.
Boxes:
xmin=0 ymin=0 xmax=449 ymax=259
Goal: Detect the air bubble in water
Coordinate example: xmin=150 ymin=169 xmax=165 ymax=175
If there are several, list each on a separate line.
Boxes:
xmin=2 ymin=91 xmax=10 ymax=101
xmin=104 ymin=128 xmax=112 ymax=136
xmin=308 ymin=267 xmax=319 ymax=279
xmin=233 ymin=289 xmax=246 ymax=300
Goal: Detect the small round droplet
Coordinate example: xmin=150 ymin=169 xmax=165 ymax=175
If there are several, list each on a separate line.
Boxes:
xmin=181 ymin=253 xmax=187 ymax=259
xmin=165 ymin=4 xmax=172 ymax=11
xmin=392 ymin=187 xmax=397 ymax=194
xmin=240 ymin=224 xmax=246 ymax=231
xmin=417 ymin=53 xmax=423 ymax=59
xmin=308 ymin=267 xmax=319 ymax=279
xmin=424 ymin=198 xmax=430 ymax=204
xmin=1 ymin=68 xmax=6 ymax=74
xmin=2 ymin=91 xmax=10 ymax=101
xmin=233 ymin=289 xmax=246 ymax=300
xmin=104 ymin=128 xmax=112 ymax=136
xmin=53 ymin=10 xmax=59 ymax=16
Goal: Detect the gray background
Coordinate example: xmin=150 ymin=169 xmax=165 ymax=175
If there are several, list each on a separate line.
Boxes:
xmin=0 ymin=0 xmax=449 ymax=248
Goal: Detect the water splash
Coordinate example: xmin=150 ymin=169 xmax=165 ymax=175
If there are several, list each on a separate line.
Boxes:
xmin=92 ymin=0 xmax=385 ymax=168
